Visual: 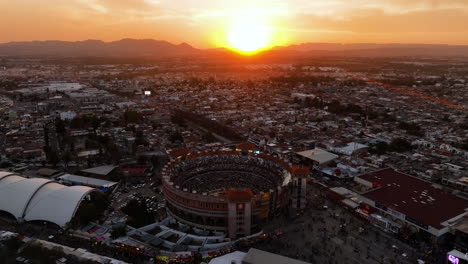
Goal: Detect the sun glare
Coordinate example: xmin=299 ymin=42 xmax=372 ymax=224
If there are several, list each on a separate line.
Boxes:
xmin=227 ymin=15 xmax=273 ymax=54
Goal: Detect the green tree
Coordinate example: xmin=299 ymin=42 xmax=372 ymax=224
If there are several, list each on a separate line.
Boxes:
xmin=62 ymin=151 xmax=74 ymax=168
xmin=73 ymin=203 xmax=101 ymax=225
xmin=122 ymin=199 xmax=154 ymax=227
xmin=398 ymin=122 xmax=424 ymax=137
xmin=169 ymin=131 xmax=183 ymax=143
xmin=124 ymin=110 xmax=143 ymax=124
xmin=111 ymin=226 xmax=127 ymax=239
xmin=202 ymin=132 xmax=217 ymax=143
xmin=44 ymin=146 xmax=60 ymax=167
xmin=134 ymin=130 xmax=148 ymax=146
xmin=4 ymin=237 xmax=22 ymax=252
xmin=369 ymin=142 xmax=390 ymax=155
xmin=389 ymin=138 xmax=414 ymax=153
xmin=55 ymin=118 xmax=66 ymax=137
xmin=170 ymin=113 xmax=186 ymax=126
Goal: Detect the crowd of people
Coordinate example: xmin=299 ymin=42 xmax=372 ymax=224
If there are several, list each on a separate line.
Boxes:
xmin=168 ymin=154 xmax=289 ymax=193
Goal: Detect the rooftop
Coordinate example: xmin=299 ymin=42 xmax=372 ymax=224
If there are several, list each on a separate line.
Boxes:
xmin=80 ymin=165 xmax=118 ymax=176
xmin=36 ymin=168 xmax=62 ymax=177
xmin=296 ymin=148 xmax=338 ymax=165
xmin=58 ymin=174 xmax=117 ymax=188
xmin=358 ymin=168 xmax=468 ymax=229
xmin=242 ymin=248 xmax=310 ymax=264
xmin=453 ymin=216 xmax=468 ymax=234
xmin=208 ymin=251 xmax=247 ymax=264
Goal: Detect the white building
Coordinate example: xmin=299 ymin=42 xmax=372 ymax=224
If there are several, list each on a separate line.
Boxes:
xmin=0 ymin=171 xmax=99 ymax=226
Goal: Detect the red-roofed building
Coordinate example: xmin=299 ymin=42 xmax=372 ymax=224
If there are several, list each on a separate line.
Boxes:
xmin=120 ymin=166 xmax=151 ymax=179
xmin=354 ymin=168 xmax=468 ymax=238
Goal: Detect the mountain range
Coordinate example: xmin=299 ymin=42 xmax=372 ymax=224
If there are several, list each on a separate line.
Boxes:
xmin=0 ymin=39 xmax=467 ymax=58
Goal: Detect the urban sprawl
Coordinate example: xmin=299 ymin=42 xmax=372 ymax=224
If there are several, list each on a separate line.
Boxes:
xmin=0 ymin=57 xmax=467 ymax=264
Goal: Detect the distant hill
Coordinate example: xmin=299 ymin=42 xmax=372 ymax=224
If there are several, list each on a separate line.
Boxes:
xmin=0 ymin=39 xmax=200 ymax=58
xmin=0 ymin=39 xmax=467 ymax=58
xmin=273 ymin=43 xmax=468 ymax=57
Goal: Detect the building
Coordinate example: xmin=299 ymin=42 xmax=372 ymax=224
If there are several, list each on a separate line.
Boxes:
xmin=208 ymin=248 xmax=310 ymax=264
xmin=162 ymin=148 xmax=296 ymax=239
xmin=36 ymin=168 xmax=62 ymax=178
xmin=295 ymin=148 xmax=338 ymax=167
xmin=453 ymin=217 xmax=468 ymax=253
xmin=242 ymin=248 xmax=310 ymax=264
xmin=208 ymin=251 xmax=247 ymax=264
xmin=291 ymin=93 xmax=315 ymax=101
xmin=80 ymin=165 xmax=118 ymax=179
xmin=354 ymin=168 xmax=468 ymax=239
xmin=447 ymin=249 xmax=468 ymax=264
xmin=0 ymin=171 xmax=100 ymax=226
xmin=58 ymin=174 xmax=118 ymax=189
xmin=328 ymin=142 xmax=368 ymax=156
xmin=442 ymin=176 xmax=468 ymax=192
xmin=291 ymin=165 xmax=309 ymax=209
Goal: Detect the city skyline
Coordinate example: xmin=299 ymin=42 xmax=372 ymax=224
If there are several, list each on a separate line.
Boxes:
xmin=1 ymin=0 xmax=468 ymax=49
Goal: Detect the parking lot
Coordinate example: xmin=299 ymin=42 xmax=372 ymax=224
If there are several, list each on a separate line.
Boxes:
xmin=110 ymin=180 xmax=166 ymax=221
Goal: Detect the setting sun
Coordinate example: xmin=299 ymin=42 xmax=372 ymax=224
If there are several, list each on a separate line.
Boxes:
xmin=227 ymin=15 xmax=273 ymax=54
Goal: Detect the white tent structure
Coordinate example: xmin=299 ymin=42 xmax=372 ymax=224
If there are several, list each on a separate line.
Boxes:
xmin=0 ymin=172 xmax=99 ymax=226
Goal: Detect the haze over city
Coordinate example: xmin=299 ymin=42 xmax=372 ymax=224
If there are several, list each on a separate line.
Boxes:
xmin=2 ymin=0 xmax=468 ymax=50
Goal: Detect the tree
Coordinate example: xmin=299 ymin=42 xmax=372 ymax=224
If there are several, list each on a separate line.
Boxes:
xmin=369 ymin=142 xmax=390 ymax=155
xmin=170 ymin=113 xmax=186 ymax=126
xmin=389 ymin=138 xmax=414 ymax=153
xmin=134 ymin=130 xmax=148 ymax=146
xmin=398 ymin=122 xmax=424 ymax=137
xmin=110 ymin=169 xmax=125 ymax=182
xmin=169 ymin=131 xmax=183 ymax=143
xmin=111 ymin=226 xmax=127 ymax=239
xmin=457 ymin=139 xmax=468 ymax=151
xmin=369 ymin=138 xmax=414 ymax=154
xmin=137 ymin=155 xmax=147 ymax=165
xmin=202 ymin=132 xmax=217 ymax=143
xmin=73 ymin=203 xmax=101 ymax=225
xmin=62 ymin=151 xmax=74 ymax=168
xmin=91 ymin=117 xmax=100 ymax=132
xmin=55 ymin=118 xmax=66 ymax=137
xmin=107 ymin=143 xmax=122 ymax=164
xmin=124 ymin=110 xmax=143 ymax=124
xmin=121 ymin=199 xmax=154 ymax=227
xmin=44 ymin=146 xmax=60 ymax=167
xmin=4 ymin=237 xmax=22 ymax=252
xmin=150 ymin=154 xmax=166 ymax=168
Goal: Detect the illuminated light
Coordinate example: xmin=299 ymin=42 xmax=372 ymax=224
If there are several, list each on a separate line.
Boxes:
xmin=448 ymin=255 xmax=459 ymax=264
xmin=144 ymin=91 xmax=151 ymax=96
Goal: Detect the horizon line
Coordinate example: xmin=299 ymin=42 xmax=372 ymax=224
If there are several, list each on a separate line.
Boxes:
xmin=1 ymin=38 xmax=468 ymax=49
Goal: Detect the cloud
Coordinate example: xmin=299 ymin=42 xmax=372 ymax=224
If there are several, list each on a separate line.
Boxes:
xmin=1 ymin=0 xmax=468 ymax=46
xmin=290 ymin=8 xmax=468 ymax=33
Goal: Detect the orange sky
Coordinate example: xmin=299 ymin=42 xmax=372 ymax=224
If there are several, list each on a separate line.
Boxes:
xmin=1 ymin=0 xmax=468 ymax=48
